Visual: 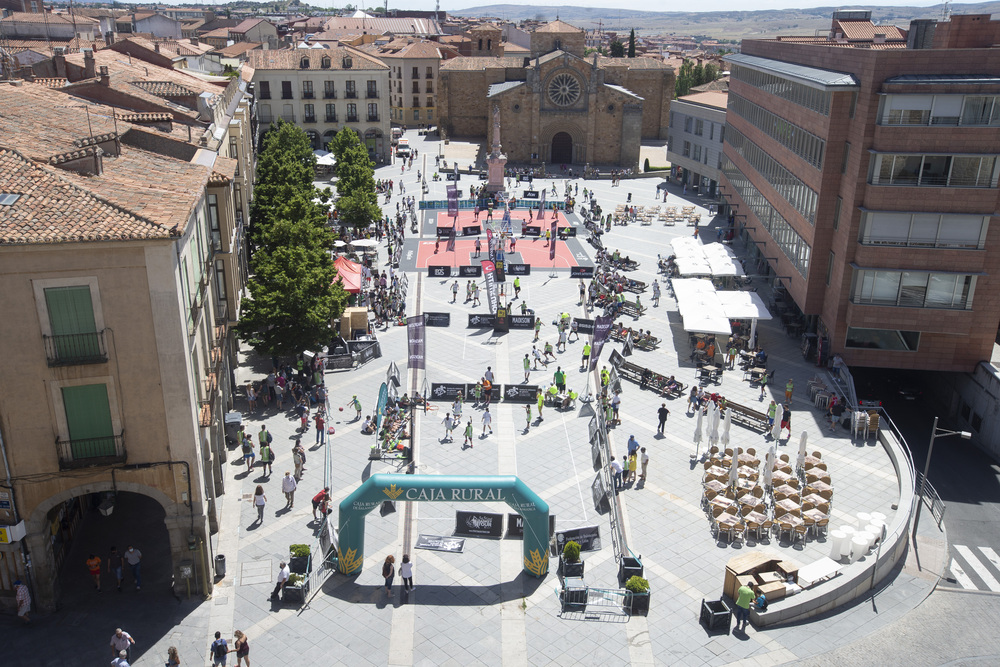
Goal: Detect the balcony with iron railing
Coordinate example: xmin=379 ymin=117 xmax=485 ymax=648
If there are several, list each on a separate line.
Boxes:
xmin=346 ymin=114 xmax=359 ymax=123
xmin=280 ymin=113 xmax=296 ymax=123
xmin=345 ymin=90 xmax=357 ymax=99
xmin=367 ymin=90 xmax=378 ymax=99
xmin=367 ymin=114 xmax=380 ymax=122
xmin=302 ymin=90 xmax=314 ymax=99
xmin=324 ymin=90 xmax=337 ymax=99
xmin=304 ymin=115 xmax=317 ymax=123
xmin=43 ymin=330 xmax=109 ymax=366
xmin=56 ymin=430 xmax=126 ymax=470
xmin=325 ymin=114 xmax=338 ymax=123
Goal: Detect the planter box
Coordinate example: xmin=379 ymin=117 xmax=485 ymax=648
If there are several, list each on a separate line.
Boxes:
xmin=618 ymin=556 xmax=643 ymax=586
xmin=700 ymin=598 xmax=731 ymax=634
xmin=289 ymin=555 xmax=311 ymax=575
xmin=561 ymin=576 xmax=587 ymax=612
xmin=282 ymin=582 xmax=308 ymax=603
xmin=559 ymin=555 xmax=584 ymax=578
xmin=624 ymin=590 xmax=650 ymax=616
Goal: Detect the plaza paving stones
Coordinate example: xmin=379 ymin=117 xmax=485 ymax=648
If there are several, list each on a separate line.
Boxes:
xmin=208 ymin=131 xmax=942 ymax=667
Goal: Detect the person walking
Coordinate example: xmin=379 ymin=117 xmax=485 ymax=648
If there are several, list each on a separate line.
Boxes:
xmin=537 ymin=390 xmax=544 ymax=421
xmin=581 ymin=342 xmax=591 ymax=370
xmin=210 ymin=632 xmax=228 ymax=667
xmin=472 ymin=381 xmax=482 ymax=407
xmin=533 ymin=345 xmax=544 ymax=369
xmin=473 ymin=282 xmax=481 ymax=306
xmin=610 ymin=457 xmax=623 ymax=492
xmin=166 ymin=646 xmax=181 ymax=667
xmin=785 ymin=379 xmax=794 ymax=403
xmin=640 ymin=447 xmax=649 ymax=481
xmin=14 ymin=579 xmax=30 ymax=623
xmin=271 ymin=562 xmax=290 ymax=600
xmin=727 ymin=345 xmax=738 ymax=370
xmin=523 ymin=353 xmax=531 ymax=382
xmin=780 ymin=404 xmax=792 ymax=439
xmin=441 ymin=412 xmax=454 ymax=442
xmin=735 ymin=582 xmax=754 ymax=631
xmin=86 ymin=553 xmax=102 ymax=592
xmin=766 ymin=400 xmax=777 ymax=427
xmin=534 ymin=317 xmax=542 ymax=341
xmin=312 ymin=487 xmax=331 ymax=520
xmin=107 ymin=546 xmax=124 ymax=592
xmin=382 ymin=555 xmax=396 ymax=596
xmin=293 ymin=443 xmax=306 ymax=481
xmin=111 ymin=650 xmax=130 ymax=667
xmin=259 ymin=441 xmax=274 ymax=476
xmin=463 ymin=419 xmax=474 ymax=448
xmin=611 ymin=391 xmax=622 ymax=425
xmin=657 ymin=403 xmax=670 ymax=434
xmin=281 ymin=471 xmax=297 ymax=508
xmin=524 ymin=403 xmax=532 ymax=430
xmin=651 ymin=280 xmax=661 ymax=307
xmin=627 ymin=451 xmax=638 ymax=484
xmin=110 ymin=628 xmax=136 ymax=662
xmin=554 ymin=367 xmax=566 ymax=393
xmin=241 ymin=435 xmax=255 ymax=472
xmin=759 ymin=371 xmax=768 ymax=399
xmin=252 ymin=485 xmax=266 ymax=523
xmin=352 ymin=395 xmax=362 ymax=420
xmin=231 ymin=631 xmax=250 ymax=667
xmin=400 ymin=554 xmax=414 ymax=592
xmin=481 ymin=407 xmax=493 ymax=436
xmin=124 ymin=546 xmax=142 ymax=591
xmin=314 ymin=409 xmax=326 ymax=445
xmin=513 ymin=277 xmax=521 ymax=298
xmin=451 ymin=280 xmax=459 ymax=303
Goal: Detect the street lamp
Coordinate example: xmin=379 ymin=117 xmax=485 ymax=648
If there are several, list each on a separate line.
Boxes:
xmin=912 ymin=416 xmax=970 ymax=538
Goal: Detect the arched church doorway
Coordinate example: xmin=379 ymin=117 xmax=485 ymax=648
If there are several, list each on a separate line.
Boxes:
xmin=551 ymin=132 xmax=573 ymax=164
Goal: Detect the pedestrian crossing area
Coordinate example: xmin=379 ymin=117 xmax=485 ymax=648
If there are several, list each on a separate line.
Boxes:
xmin=947 ymin=545 xmax=1000 ymax=592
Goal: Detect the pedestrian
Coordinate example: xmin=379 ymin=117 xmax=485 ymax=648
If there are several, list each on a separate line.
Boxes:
xmin=383 ymin=555 xmax=396 ymax=596
xmin=231 ymin=631 xmax=250 ymax=667
xmin=253 ymin=485 xmax=266 ymax=523
xmin=258 ymin=425 xmax=272 ymax=450
xmin=474 ymin=238 xmax=481 ymax=257
xmin=472 ymin=381 xmax=482 ymax=407
xmin=611 ymin=391 xmax=622 ymax=425
xmin=640 ymin=447 xmax=649 ymax=481
xmin=785 ymin=379 xmax=794 ymax=402
xmin=727 ymin=345 xmax=738 ymax=370
xmin=110 ymin=628 xmax=136 ymax=662
xmin=554 ymin=366 xmax=566 ymax=393
xmin=581 ymin=342 xmax=591 ymax=370
xmin=352 ymin=394 xmax=362 ymax=420
xmin=112 ymin=650 xmax=130 ymax=667
xmin=85 ymin=552 xmax=102 ymax=592
xmin=481 ymin=406 xmax=493 ymax=435
xmin=735 ymin=582 xmax=754 ymax=630
xmin=523 ymin=353 xmax=531 ymax=381
xmin=627 ymin=434 xmax=639 ymax=457
xmin=312 ymin=487 xmax=331 ymax=520
xmin=651 ymin=280 xmax=660 ymax=307
xmin=441 ymin=412 xmax=454 ymax=441
xmin=534 ymin=317 xmax=542 ymax=341
xmin=271 ymin=561 xmax=290 ymax=599
xmin=537 ymin=389 xmax=544 ymax=421
xmin=281 ymin=471 xmax=297 ymax=507
xmin=451 ymin=280 xmax=459 ymax=303
xmin=533 ymin=345 xmax=544 ymax=369
xmin=473 ymin=283 xmax=481 ymax=306
xmin=124 ymin=545 xmax=142 ymax=591
xmin=482 ymin=377 xmax=493 ymax=406
xmin=524 ymin=403 xmax=532 ymax=429
xmin=767 ymin=400 xmax=777 ymax=427
xmin=484 ymin=366 xmax=494 ymax=384
xmin=241 ymin=435 xmax=255 ymax=472
xmin=759 ymin=371 xmax=768 ymax=399
xmin=314 ymin=409 xmax=326 ymax=445
xmin=657 ymin=403 xmax=670 ymax=434
xmin=579 ymin=280 xmax=586 ymax=304
xmin=210 ymin=632 xmax=229 ymax=667
xmin=610 ymin=456 xmax=623 ymax=492
xmin=166 ymin=646 xmax=181 ymax=667
xmin=293 ymin=443 xmax=305 ymax=481
xmin=463 ymin=419 xmax=474 ymax=448
xmin=781 ymin=404 xmax=792 ymax=439
xmin=400 ymin=554 xmax=414 ymax=592
xmin=259 ymin=441 xmax=274 ymax=476
xmin=627 ymin=451 xmax=638 ymax=484
xmin=513 ymin=277 xmax=521 ymax=298
xmin=557 ymin=327 xmax=567 ymax=352
xmin=14 ymin=579 xmax=30 ymax=623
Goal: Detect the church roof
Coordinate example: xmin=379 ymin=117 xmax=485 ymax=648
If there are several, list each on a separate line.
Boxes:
xmin=440 ymin=56 xmax=528 ymax=71
xmin=604 ymin=83 xmax=643 ymax=100
xmin=487 ymin=81 xmax=524 ymax=97
xmin=595 ymin=55 xmax=672 ymax=70
xmin=534 ymin=20 xmax=582 ymax=34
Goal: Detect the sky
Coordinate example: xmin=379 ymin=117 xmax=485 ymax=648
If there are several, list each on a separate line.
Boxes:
xmin=147 ymin=1 xmax=950 ymax=12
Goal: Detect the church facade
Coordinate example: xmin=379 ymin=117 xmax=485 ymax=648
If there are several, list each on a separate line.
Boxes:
xmin=438 ymin=20 xmax=674 ymax=168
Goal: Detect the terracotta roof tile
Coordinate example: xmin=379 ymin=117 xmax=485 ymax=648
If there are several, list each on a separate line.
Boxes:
xmin=247 ymin=46 xmax=388 ymax=71
xmin=217 ymin=41 xmax=263 ymax=58
xmin=440 ymin=56 xmax=527 ymax=71
xmin=0 ymin=148 xmax=172 ymax=245
xmin=534 ymin=20 xmax=582 ymax=34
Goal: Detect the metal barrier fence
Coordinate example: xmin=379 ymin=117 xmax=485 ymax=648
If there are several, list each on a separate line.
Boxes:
xmin=915 ymin=472 xmax=947 ymax=528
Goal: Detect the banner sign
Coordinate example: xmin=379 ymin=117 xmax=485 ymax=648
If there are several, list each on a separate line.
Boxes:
xmin=455 ymin=510 xmax=505 ymax=537
xmin=428 ymin=265 xmax=450 ymax=277
xmin=429 ymin=383 xmax=467 ymax=401
xmin=386 ymin=361 xmax=401 ymax=388
xmin=458 ymin=265 xmax=482 ymax=277
xmin=415 ymin=534 xmax=466 ymax=553
xmin=592 ymin=474 xmax=611 ymax=514
xmin=509 ymin=315 xmax=534 ymax=330
xmin=407 ymin=314 xmax=426 ymax=370
xmin=435 ymin=226 xmax=452 ymax=237
xmin=424 ymin=312 xmax=450 ymax=327
xmin=478 ymin=171 xmax=488 ymax=180
xmin=549 ymin=220 xmax=558 ymax=260
xmin=608 ymin=349 xmax=625 ymax=369
xmin=494 ymin=305 xmax=509 ymax=333
xmin=623 ymin=331 xmax=635 ymax=357
xmin=570 ymin=266 xmax=595 ymax=279
xmin=506 ymin=513 xmax=556 ymax=538
xmin=447 ymin=184 xmax=459 ymax=217
xmin=486 ymin=229 xmax=496 ymax=263
xmin=468 ymin=314 xmax=495 ymax=328
xmin=591 ymin=429 xmax=603 ymax=471
xmin=522 ymin=190 xmax=539 ymax=199
xmin=540 ymin=188 xmax=546 ymax=212
xmin=507 ymin=263 xmax=530 ymax=276
xmin=502 ymin=384 xmax=539 ymax=403
xmin=523 ymin=225 xmax=541 ymax=237
xmin=481 ymin=260 xmax=499 ymax=314
xmin=555 ymin=526 xmax=602 ymax=553
xmin=589 ymin=315 xmax=614 ymax=372
xmin=445 ymin=172 xmax=461 ymax=181
xmin=574 ymin=318 xmax=595 ymax=335
xmin=462 ymin=225 xmax=481 ymax=236
xmin=376 ymin=382 xmax=389 ymax=432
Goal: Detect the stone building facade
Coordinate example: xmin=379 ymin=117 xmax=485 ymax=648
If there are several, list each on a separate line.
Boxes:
xmin=438 ymin=20 xmax=674 ymax=167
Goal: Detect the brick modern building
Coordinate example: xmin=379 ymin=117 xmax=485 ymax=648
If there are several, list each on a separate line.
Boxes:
xmin=720 ymin=11 xmax=1000 ymax=372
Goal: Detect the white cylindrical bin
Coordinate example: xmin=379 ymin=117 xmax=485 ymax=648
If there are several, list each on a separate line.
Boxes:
xmin=829 ymin=529 xmax=847 ymax=560
xmin=867 ymin=521 xmax=886 ymax=544
xmin=850 ymin=536 xmax=868 ymax=563
xmin=856 ymin=512 xmax=872 ymax=529
xmin=856 ymin=530 xmax=875 ymax=552
xmin=870 ymin=511 xmax=887 ymax=523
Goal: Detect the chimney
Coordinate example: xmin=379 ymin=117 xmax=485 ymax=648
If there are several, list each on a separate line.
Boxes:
xmin=874 ymin=33 xmax=886 ymax=43
xmin=99 ymin=65 xmax=110 ymax=86
xmin=154 ymin=42 xmax=161 ymax=53
xmin=83 ymin=47 xmax=96 ymax=78
xmin=190 ymin=36 xmax=199 ymax=46
xmin=104 ymin=30 xmax=115 ymax=47
xmin=53 ymin=48 xmax=67 ymax=78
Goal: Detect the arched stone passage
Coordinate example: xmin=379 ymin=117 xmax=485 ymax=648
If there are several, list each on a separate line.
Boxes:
xmin=337 ymin=474 xmax=549 ymax=577
xmin=551 ymin=132 xmax=573 ymax=164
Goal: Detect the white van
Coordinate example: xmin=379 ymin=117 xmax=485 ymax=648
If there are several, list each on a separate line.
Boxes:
xmin=396 ymin=138 xmax=411 ymax=158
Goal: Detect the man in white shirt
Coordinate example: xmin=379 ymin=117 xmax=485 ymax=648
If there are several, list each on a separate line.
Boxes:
xmin=484 ymin=366 xmax=494 ymax=384
xmin=609 ymin=457 xmax=623 ymax=493
xmin=110 ymin=628 xmax=135 ymax=662
xmin=270 ymin=561 xmax=290 ymax=599
xmin=441 ymin=413 xmax=454 ymax=442
xmin=281 ymin=472 xmax=298 ymax=508
xmin=481 ymin=407 xmax=493 ymax=436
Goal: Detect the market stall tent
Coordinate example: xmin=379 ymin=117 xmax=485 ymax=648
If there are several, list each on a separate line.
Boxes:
xmin=334 ymin=256 xmax=363 ymax=294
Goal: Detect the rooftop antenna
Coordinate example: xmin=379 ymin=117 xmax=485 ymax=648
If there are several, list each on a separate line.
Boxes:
xmin=942 ymin=1 xmax=952 ymax=20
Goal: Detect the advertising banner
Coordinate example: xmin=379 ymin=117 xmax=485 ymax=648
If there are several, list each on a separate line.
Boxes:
xmin=375 ymin=382 xmax=388 ymax=431
xmin=507 ymin=263 xmax=530 ymax=276
xmin=481 ymin=260 xmax=499 ymax=314
xmin=570 ymin=266 xmax=595 ymax=279
xmin=457 ymin=265 xmax=482 ymax=277
xmin=447 ymin=184 xmax=458 ymax=217
xmin=506 ymin=513 xmax=556 ymax=538
xmin=589 ymin=315 xmax=614 ymax=372
xmin=574 ymin=318 xmax=595 ymax=335
xmin=555 ymin=525 xmax=602 ymax=553
xmin=549 ymin=220 xmax=558 ymax=260
xmin=428 ymin=265 xmax=450 ymax=277
xmin=446 ymin=221 xmax=457 ymax=252
xmin=406 ymin=314 xmax=426 ymax=369
xmin=424 ymin=312 xmax=450 ymax=327
xmin=455 ymin=510 xmax=505 ymax=537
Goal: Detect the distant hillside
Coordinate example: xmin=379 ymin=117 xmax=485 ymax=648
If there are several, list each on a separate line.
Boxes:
xmin=454 ymin=3 xmax=1000 ymax=39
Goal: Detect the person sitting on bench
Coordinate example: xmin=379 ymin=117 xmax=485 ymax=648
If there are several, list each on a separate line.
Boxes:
xmin=640 ymin=367 xmax=652 ymax=389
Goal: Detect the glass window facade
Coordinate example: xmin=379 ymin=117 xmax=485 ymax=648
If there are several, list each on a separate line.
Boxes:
xmin=870 ymin=153 xmax=999 ymax=188
xmin=845 ymin=327 xmax=920 ymax=351
xmin=731 ymin=64 xmax=832 ymax=115
xmin=852 ymin=269 xmax=976 ymax=309
xmin=726 ymin=126 xmax=818 ymax=223
xmin=859 ymin=211 xmax=988 ymax=249
xmin=728 ymin=93 xmax=825 ymax=168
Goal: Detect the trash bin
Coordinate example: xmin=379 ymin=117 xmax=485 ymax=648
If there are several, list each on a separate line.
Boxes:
xmin=215 ymin=554 xmax=226 ymax=579
xmin=224 ymin=412 xmax=243 ymax=447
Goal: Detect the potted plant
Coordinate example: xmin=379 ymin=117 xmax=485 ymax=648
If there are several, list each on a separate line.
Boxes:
xmin=558 ymin=541 xmax=585 ymax=578
xmin=618 ymin=554 xmax=643 ymax=586
xmin=624 ymin=575 xmax=650 ymax=616
xmin=289 ymin=544 xmax=311 ymax=575
xmin=283 ymin=572 xmax=307 ymax=602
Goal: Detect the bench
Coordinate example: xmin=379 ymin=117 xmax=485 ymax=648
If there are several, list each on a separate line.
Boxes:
xmin=609 ymin=329 xmax=659 ymax=350
xmin=609 ymin=353 xmax=687 ymax=398
xmin=623 ymin=280 xmax=647 ymax=294
xmin=619 ymin=300 xmax=645 ymax=319
xmin=724 ymin=401 xmax=769 ymax=432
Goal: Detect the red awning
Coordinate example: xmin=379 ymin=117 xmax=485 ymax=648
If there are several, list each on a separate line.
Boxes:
xmin=333 ymin=256 xmax=362 ymax=294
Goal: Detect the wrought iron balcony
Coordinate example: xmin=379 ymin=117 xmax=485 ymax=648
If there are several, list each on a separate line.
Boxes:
xmin=56 ymin=431 xmax=126 ymax=470
xmin=43 ymin=331 xmax=108 ymax=366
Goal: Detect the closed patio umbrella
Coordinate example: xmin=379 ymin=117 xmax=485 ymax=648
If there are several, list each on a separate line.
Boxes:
xmin=708 ymin=402 xmax=720 ymax=446
xmin=691 ymin=408 xmax=704 ymax=459
xmin=797 ymin=431 xmax=808 ymax=472
xmin=728 ymin=445 xmax=739 ymax=487
xmin=720 ymin=407 xmax=732 ymax=447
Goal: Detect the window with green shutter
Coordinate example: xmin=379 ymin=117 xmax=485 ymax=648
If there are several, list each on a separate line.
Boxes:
xmin=44 ymin=286 xmax=104 ymax=363
xmin=61 ymin=384 xmax=117 ymax=459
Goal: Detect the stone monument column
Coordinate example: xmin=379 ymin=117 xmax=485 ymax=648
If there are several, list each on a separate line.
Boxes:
xmin=486 ymin=105 xmax=507 ymax=193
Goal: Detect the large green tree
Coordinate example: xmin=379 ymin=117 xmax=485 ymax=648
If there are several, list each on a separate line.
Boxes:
xmin=329 ymin=128 xmax=381 ymax=229
xmin=249 ymin=120 xmax=316 ymax=242
xmin=628 ymin=29 xmax=636 ymax=58
xmin=609 ymin=40 xmax=625 ymax=58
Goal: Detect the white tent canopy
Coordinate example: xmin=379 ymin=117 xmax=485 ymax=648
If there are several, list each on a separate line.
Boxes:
xmin=670 ymin=237 xmax=744 ymax=278
xmin=716 ymin=290 xmax=773 ymax=321
xmin=672 ymin=278 xmax=773 ymax=335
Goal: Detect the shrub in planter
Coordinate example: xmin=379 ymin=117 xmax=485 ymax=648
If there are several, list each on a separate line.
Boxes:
xmin=624 ymin=575 xmax=650 ymax=616
xmin=559 ymin=541 xmax=584 ymax=578
xmin=644 ymin=158 xmax=650 ymax=173
xmin=283 ymin=572 xmax=307 ymax=602
xmin=289 ymin=544 xmax=312 ymax=574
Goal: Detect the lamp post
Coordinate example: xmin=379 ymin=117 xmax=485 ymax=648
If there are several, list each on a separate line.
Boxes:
xmin=912 ymin=416 xmax=970 ymax=538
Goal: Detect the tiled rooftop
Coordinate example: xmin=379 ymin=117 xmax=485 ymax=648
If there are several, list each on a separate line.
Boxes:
xmin=247 ymin=46 xmax=388 ymax=71
xmin=534 ymin=20 xmax=582 ymax=34
xmin=0 ymin=148 xmax=171 ymax=244
xmin=440 ymin=56 xmax=528 ymax=71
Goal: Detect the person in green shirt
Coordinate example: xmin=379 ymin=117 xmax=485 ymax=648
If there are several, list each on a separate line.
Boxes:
xmin=759 ymin=371 xmax=768 ymax=399
xmin=735 ymin=583 xmax=755 ymax=630
xmin=473 ymin=381 xmax=483 ymax=407
xmin=581 ymin=342 xmax=591 ymax=370
xmin=524 ymin=403 xmax=531 ymax=430
xmin=513 ymin=277 xmax=521 ymax=298
xmin=463 ymin=420 xmax=474 ymax=449
xmin=767 ymin=400 xmax=777 ymax=427
xmin=534 ymin=318 xmax=542 ymax=341
xmin=554 ymin=367 xmax=565 ymax=392
xmin=601 ymin=367 xmax=610 ymax=388
xmin=537 ymin=390 xmax=544 ymax=421
xmin=352 ymin=395 xmax=362 ymax=420
xmin=259 ymin=443 xmax=274 ymax=476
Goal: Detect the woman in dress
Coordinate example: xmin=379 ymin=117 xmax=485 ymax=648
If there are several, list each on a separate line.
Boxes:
xmin=232 ymin=631 xmax=250 ymax=667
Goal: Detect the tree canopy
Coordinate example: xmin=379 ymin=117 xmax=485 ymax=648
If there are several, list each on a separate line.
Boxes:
xmin=674 ymin=60 xmax=722 ymax=98
xmin=628 ymin=29 xmax=636 ymax=58
xmin=329 ymin=128 xmax=382 ymax=229
xmin=609 ymin=40 xmax=625 ymax=58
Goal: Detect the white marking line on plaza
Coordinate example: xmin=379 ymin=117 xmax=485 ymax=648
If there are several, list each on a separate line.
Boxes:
xmin=979 ymin=546 xmax=1000 ymax=574
xmin=949 ymin=557 xmax=978 ymax=590
xmin=954 ymin=545 xmax=1000 ymax=591
xmin=388 ymin=502 xmax=416 ymax=666
xmin=561 ymin=416 xmax=588 ymax=523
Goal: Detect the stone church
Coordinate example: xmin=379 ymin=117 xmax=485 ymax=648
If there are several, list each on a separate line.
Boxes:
xmin=438 ymin=20 xmax=674 ymax=167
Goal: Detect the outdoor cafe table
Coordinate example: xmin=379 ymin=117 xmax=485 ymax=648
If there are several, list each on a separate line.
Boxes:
xmin=807 ymin=480 xmax=833 ymax=495
xmin=802 ymin=493 xmax=827 ymax=508
xmin=771 ymin=470 xmax=793 ymax=485
xmin=738 ymin=453 xmax=760 ymax=467
xmin=738 ymin=466 xmax=758 ymax=479
xmin=804 ymin=508 xmax=828 ymax=523
xmin=776 ymin=498 xmax=802 ymax=514
xmin=774 ymin=483 xmax=800 ymax=498
xmin=704 ymin=480 xmax=727 ymax=495
xmin=710 ymin=496 xmax=736 ymax=513
xmin=735 ymin=478 xmax=757 ymax=494
xmin=707 ymin=465 xmax=729 ymax=479
xmin=803 ymin=455 xmax=823 ymax=468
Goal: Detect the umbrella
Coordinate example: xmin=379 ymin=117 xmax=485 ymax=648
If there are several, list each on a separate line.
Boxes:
xmin=750 ymin=318 xmax=758 ymax=349
xmin=351 ymin=239 xmax=378 ymax=247
xmin=691 ymin=408 xmax=704 ymax=459
xmin=728 ymin=445 xmax=739 ymax=487
xmin=333 ymin=240 xmax=347 ymax=248
xmin=763 ymin=446 xmax=775 ymax=487
xmin=770 ymin=413 xmax=782 ymax=441
xmin=720 ymin=407 xmax=732 ymax=446
xmin=707 ymin=402 xmax=720 ymax=446
xmin=796 ymin=431 xmax=808 ymax=471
